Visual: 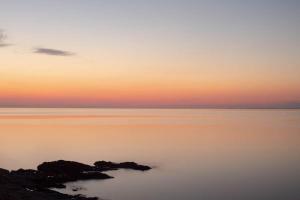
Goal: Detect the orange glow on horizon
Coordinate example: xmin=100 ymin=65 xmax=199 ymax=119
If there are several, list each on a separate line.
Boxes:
xmin=1 ymin=76 xmax=299 ymax=107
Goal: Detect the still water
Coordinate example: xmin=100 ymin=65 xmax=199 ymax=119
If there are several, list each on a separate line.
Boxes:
xmin=0 ymin=108 xmax=300 ymax=200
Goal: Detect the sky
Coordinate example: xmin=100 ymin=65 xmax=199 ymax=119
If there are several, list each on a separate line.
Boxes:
xmin=0 ymin=0 xmax=299 ymax=108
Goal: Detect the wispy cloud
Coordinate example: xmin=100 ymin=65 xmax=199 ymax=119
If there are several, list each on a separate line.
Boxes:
xmin=0 ymin=29 xmax=11 ymax=47
xmin=34 ymin=48 xmax=75 ymax=56
xmin=0 ymin=43 xmax=10 ymax=47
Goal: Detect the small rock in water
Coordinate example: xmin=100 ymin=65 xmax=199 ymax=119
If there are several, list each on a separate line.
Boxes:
xmin=94 ymin=161 xmax=151 ymax=171
xmin=72 ymin=185 xmax=86 ymax=192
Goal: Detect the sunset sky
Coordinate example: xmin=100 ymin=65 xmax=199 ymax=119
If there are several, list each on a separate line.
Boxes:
xmin=0 ymin=0 xmax=299 ymax=108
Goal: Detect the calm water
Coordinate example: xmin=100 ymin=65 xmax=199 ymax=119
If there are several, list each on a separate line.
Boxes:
xmin=1 ymin=108 xmax=300 ymax=200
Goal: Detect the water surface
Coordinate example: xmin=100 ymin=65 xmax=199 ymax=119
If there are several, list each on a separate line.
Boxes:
xmin=0 ymin=108 xmax=300 ymax=200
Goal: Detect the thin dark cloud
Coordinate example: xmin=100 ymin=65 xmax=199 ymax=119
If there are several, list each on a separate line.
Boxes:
xmin=34 ymin=48 xmax=75 ymax=56
xmin=0 ymin=29 xmax=11 ymax=47
xmin=0 ymin=43 xmax=11 ymax=47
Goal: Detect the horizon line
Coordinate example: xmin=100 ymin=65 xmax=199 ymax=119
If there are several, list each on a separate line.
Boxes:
xmin=0 ymin=106 xmax=299 ymax=109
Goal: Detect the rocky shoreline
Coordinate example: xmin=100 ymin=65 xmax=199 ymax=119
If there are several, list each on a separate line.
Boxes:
xmin=0 ymin=160 xmax=151 ymax=200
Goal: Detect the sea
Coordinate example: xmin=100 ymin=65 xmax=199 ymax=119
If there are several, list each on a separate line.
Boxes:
xmin=0 ymin=108 xmax=300 ymax=200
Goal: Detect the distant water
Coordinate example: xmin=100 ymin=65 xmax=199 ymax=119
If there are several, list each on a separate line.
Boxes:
xmin=1 ymin=108 xmax=300 ymax=200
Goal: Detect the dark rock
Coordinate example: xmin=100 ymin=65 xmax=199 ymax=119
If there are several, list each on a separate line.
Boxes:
xmin=0 ymin=170 xmax=98 ymax=200
xmin=0 ymin=160 xmax=151 ymax=200
xmin=93 ymin=161 xmax=118 ymax=171
xmin=35 ymin=161 xmax=112 ymax=188
xmin=118 ymin=162 xmax=152 ymax=171
xmin=0 ymin=168 xmax=9 ymax=184
xmin=38 ymin=160 xmax=93 ymax=175
xmin=0 ymin=168 xmax=9 ymax=175
xmin=71 ymin=186 xmax=85 ymax=192
xmin=94 ymin=161 xmax=151 ymax=171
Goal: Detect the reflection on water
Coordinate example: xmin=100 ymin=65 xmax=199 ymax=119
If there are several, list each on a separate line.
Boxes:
xmin=0 ymin=108 xmax=300 ymax=200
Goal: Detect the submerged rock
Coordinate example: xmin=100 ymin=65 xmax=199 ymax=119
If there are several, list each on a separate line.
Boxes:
xmin=71 ymin=185 xmax=86 ymax=192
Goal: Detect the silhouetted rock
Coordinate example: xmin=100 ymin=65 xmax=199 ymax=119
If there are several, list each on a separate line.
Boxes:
xmin=38 ymin=160 xmax=94 ymax=175
xmin=35 ymin=160 xmax=112 ymax=188
xmin=0 ymin=160 xmax=151 ymax=200
xmin=94 ymin=161 xmax=151 ymax=171
xmin=0 ymin=170 xmax=98 ymax=200
xmin=0 ymin=168 xmax=9 ymax=176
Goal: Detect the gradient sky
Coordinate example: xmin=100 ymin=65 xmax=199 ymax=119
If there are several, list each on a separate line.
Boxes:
xmin=0 ymin=0 xmax=299 ymax=108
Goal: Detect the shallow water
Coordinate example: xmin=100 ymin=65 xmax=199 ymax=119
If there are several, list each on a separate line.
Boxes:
xmin=1 ymin=108 xmax=300 ymax=200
